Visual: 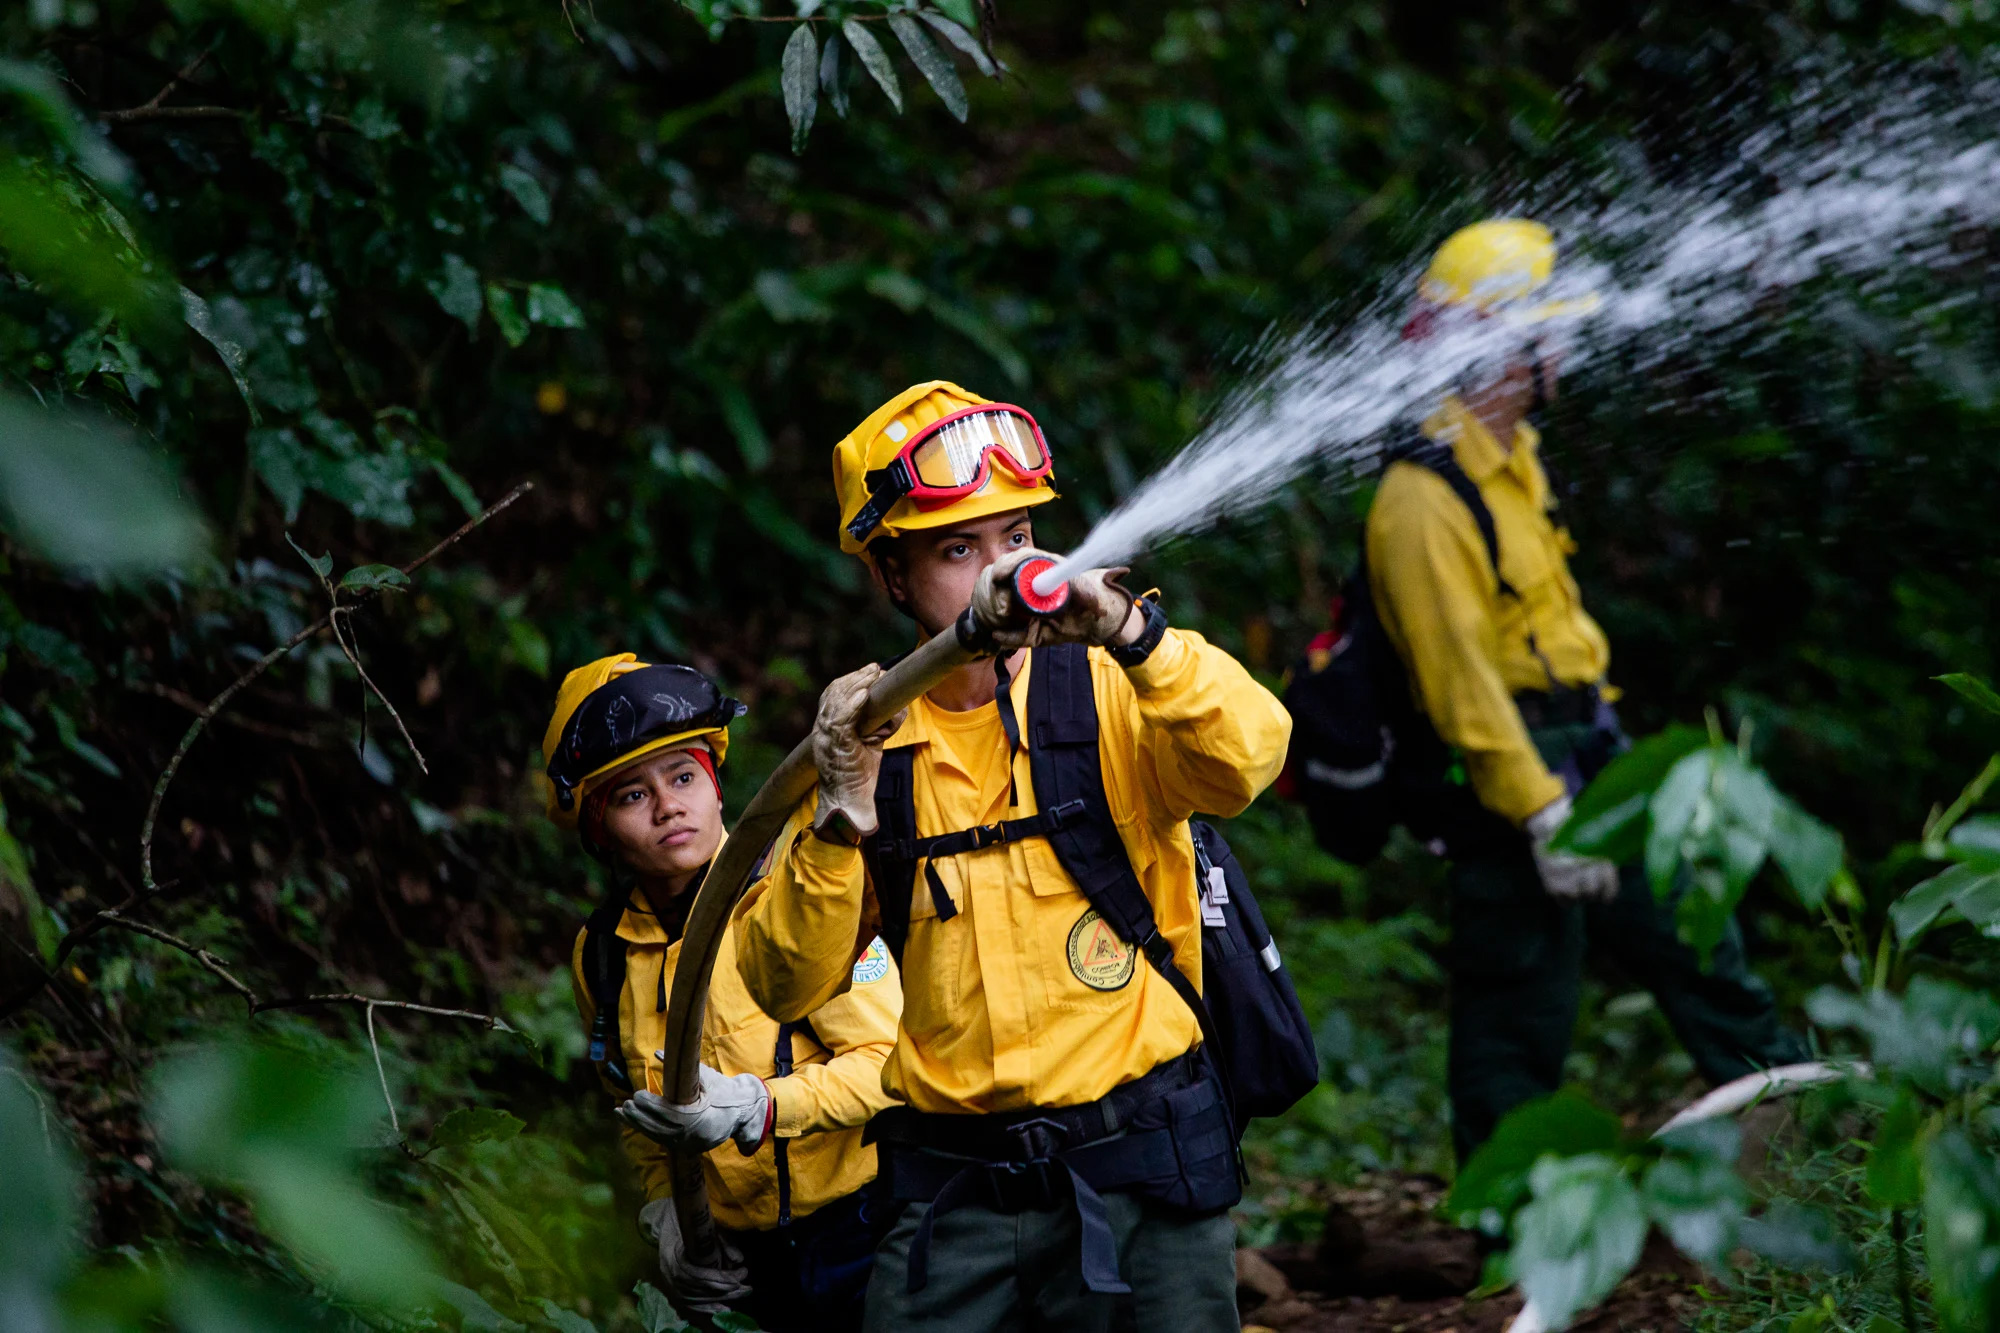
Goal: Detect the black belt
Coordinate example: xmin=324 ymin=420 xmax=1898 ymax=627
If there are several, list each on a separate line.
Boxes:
xmin=867 ymin=1053 xmax=1210 ymax=1296
xmin=1513 ymin=683 xmax=1603 ymax=730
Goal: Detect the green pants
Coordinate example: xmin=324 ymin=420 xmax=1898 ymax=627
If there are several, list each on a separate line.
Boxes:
xmin=861 ymin=1191 xmax=1237 ymax=1333
xmin=1446 ymin=849 xmax=1809 ymax=1160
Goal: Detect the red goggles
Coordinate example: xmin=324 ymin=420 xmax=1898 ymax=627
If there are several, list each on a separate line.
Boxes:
xmin=847 ymin=404 xmax=1054 ymax=546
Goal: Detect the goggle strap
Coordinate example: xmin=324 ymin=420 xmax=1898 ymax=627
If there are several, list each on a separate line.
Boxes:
xmin=849 ymin=458 xmax=915 ymax=545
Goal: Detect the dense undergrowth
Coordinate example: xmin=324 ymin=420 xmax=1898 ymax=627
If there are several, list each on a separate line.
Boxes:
xmin=5 ymin=0 xmax=2000 ymax=1329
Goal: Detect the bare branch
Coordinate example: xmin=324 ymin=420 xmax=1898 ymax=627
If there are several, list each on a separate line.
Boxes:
xmin=365 ymin=1003 xmax=402 ymax=1138
xmin=328 ymin=605 xmax=428 ymax=774
xmin=99 ymin=910 xmax=259 ymax=1009
xmin=127 ymin=680 xmax=330 ymax=749
xmin=99 ymin=105 xmax=361 ymax=132
xmin=256 ymin=993 xmax=518 ymax=1033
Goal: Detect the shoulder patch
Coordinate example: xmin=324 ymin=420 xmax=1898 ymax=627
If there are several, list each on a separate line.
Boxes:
xmin=851 ymin=936 xmax=891 ymax=985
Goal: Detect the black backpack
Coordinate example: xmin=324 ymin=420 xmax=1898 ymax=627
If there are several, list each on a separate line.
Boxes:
xmin=864 ymin=641 xmax=1319 ymax=1124
xmin=1281 ymin=432 xmax=1514 ymax=866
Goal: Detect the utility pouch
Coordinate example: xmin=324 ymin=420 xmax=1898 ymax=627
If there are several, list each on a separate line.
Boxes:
xmin=1116 ymin=1077 xmax=1240 ymax=1216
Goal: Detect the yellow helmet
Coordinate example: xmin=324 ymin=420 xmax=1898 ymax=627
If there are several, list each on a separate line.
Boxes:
xmin=1417 ymin=218 xmax=1599 ymax=325
xmin=538 ymin=653 xmax=740 ymax=828
xmin=832 ymin=380 xmax=1058 ymax=557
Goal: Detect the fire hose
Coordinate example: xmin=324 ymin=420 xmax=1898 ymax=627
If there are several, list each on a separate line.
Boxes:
xmin=653 ymin=556 xmax=1074 ymax=1277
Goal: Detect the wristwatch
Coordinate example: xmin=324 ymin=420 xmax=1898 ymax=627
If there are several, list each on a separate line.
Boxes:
xmin=1107 ymin=594 xmax=1168 ymax=668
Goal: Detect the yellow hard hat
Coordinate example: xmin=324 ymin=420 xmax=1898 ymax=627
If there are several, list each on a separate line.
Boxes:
xmin=1418 ymin=218 xmax=1599 ymax=325
xmin=538 ymin=653 xmax=740 ymax=828
xmin=832 ymin=380 xmax=1058 ymax=557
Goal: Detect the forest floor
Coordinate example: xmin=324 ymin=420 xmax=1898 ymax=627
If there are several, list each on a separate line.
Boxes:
xmin=1237 ymin=1173 xmax=1699 ymax=1333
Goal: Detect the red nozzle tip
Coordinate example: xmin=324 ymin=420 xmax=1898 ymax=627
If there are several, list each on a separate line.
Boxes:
xmin=1015 ymin=557 xmax=1070 ymax=616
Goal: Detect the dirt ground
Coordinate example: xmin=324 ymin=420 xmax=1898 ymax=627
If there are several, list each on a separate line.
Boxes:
xmin=1238 ymin=1174 xmax=1699 ymax=1333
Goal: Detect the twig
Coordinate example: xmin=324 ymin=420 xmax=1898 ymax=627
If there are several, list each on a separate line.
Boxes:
xmin=137 ymin=47 xmax=215 ymax=112
xmin=366 ymin=1002 xmax=401 ymax=1137
xmin=255 ymin=993 xmax=518 ymax=1033
xmin=100 ymin=105 xmax=359 ymax=131
xmin=328 ymin=604 xmax=428 ymax=774
xmin=99 ymin=909 xmax=259 ymax=1009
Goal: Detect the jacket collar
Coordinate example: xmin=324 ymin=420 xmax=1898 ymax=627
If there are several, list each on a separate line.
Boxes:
xmin=612 ymin=852 xmax=714 ymax=945
xmin=1425 ymin=396 xmax=1548 ymax=507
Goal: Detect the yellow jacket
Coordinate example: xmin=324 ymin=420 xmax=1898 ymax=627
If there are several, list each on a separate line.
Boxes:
xmin=736 ymin=631 xmax=1291 ymax=1115
xmin=1365 ymin=398 xmax=1613 ymax=825
xmin=569 ymin=879 xmax=903 ymax=1230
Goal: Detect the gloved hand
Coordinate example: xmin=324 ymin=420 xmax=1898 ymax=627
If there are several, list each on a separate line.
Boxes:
xmin=970 ymin=549 xmax=1138 ymax=651
xmin=808 ymin=663 xmax=905 ymax=844
xmin=617 ymin=1063 xmax=771 ymax=1154
xmin=638 ymin=1198 xmax=752 ymax=1314
xmin=1525 ymin=794 xmax=1621 ymax=902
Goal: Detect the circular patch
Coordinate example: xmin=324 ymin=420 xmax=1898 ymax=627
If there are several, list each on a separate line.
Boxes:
xmin=851 ymin=936 xmax=892 ymax=986
xmin=1066 ymin=909 xmax=1136 ymax=992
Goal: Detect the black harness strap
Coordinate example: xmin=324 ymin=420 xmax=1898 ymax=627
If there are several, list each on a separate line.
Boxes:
xmin=1389 ymin=438 xmax=1517 ymax=600
xmin=772 ymin=1017 xmax=818 ymax=1228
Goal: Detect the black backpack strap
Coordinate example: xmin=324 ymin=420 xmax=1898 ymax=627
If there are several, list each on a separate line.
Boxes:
xmin=771 ymin=1016 xmax=820 ymax=1227
xmin=582 ymin=883 xmax=634 ymax=1094
xmin=1025 ymin=644 xmax=1240 ymax=1125
xmin=1387 ymin=432 xmax=1517 ymax=601
xmin=864 ymin=746 xmax=921 ymax=966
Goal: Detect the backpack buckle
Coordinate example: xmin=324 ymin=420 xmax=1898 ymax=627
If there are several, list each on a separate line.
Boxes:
xmin=1002 ymin=1116 xmax=1067 ymax=1162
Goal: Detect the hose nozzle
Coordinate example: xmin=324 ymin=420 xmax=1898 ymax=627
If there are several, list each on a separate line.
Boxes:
xmin=1013 ymin=555 xmax=1071 ymax=617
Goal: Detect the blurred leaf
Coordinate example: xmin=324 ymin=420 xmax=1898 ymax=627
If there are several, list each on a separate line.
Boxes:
xmin=818 ymin=32 xmax=849 ymax=119
xmin=181 ymin=287 xmax=261 ymax=425
xmin=527 ymin=283 xmax=586 ymax=329
xmin=1448 ymin=1088 xmax=1623 ymax=1229
xmin=150 ymin=1042 xmax=436 ymax=1309
xmin=1807 ymin=977 xmax=2000 ymax=1097
xmin=711 ymin=376 xmax=773 ymax=470
xmin=0 ymin=395 xmax=210 ymax=575
xmin=498 ymin=165 xmax=552 ymax=225
xmin=1767 ymin=796 xmax=1842 ymax=909
xmin=0 ymin=58 xmax=130 ymax=186
xmin=1642 ymin=1147 xmax=1747 ymax=1271
xmin=428 ymin=1106 xmax=525 ymax=1152
xmin=1510 ymin=1153 xmax=1648 ymax=1330
xmin=781 ymin=22 xmax=818 ymax=153
xmin=1865 ymin=1088 xmax=1926 ymax=1208
xmin=427 ymin=254 xmax=483 ymax=333
xmin=48 ymin=703 xmax=119 ymax=778
xmin=505 ymin=617 xmax=551 ymax=678
xmin=842 ymin=19 xmax=903 ymax=114
xmin=888 ymin=14 xmax=968 ymax=122
xmin=0 ymin=159 xmax=175 ymax=343
xmin=1937 ymin=673 xmax=2000 ymax=717
xmin=431 ymin=1278 xmax=528 ymax=1333
xmin=1555 ymin=724 xmax=1706 ymax=861
xmin=1737 ymin=1202 xmax=1847 ymax=1270
xmin=0 ymin=1045 xmax=79 ymax=1329
xmin=1889 ymin=862 xmax=1990 ymax=944
xmin=633 ymin=1281 xmax=688 ymax=1333
xmin=486 ymin=284 xmax=531 ymax=348
xmin=538 ymin=1298 xmax=600 ymax=1333
xmin=339 ymin=563 xmax=411 ymax=594
xmin=428 ymin=457 xmax=484 ymax=518
xmin=753 ymin=270 xmax=833 ymax=323
xmin=920 ymin=11 xmax=996 ymax=78
xmin=1926 ymin=1128 xmax=2000 ymax=1332
xmin=0 ymin=797 xmax=57 ymax=964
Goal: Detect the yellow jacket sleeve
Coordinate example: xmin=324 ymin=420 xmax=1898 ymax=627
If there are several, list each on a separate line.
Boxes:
xmin=767 ymin=949 xmax=903 ymax=1137
xmin=1121 ymin=629 xmax=1293 ymax=822
xmin=735 ymin=794 xmax=874 ymax=1025
xmin=1367 ymin=464 xmax=1564 ymax=824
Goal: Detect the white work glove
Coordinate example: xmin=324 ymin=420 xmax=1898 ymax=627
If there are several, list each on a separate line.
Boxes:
xmin=1525 ymin=794 xmax=1621 ymax=902
xmin=808 ymin=663 xmax=905 ymax=844
xmin=970 ymin=548 xmax=1138 ymax=651
xmin=617 ymin=1063 xmax=771 ymax=1155
xmin=638 ymin=1197 xmax=752 ymax=1314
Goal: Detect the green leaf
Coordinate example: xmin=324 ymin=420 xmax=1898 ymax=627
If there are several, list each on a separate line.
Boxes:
xmin=48 ymin=702 xmax=120 ymax=778
xmin=539 ymin=1299 xmax=600 ymax=1333
xmin=428 ymin=1106 xmax=525 ymax=1152
xmin=286 ymin=534 xmax=335 ymax=580
xmin=497 ymin=164 xmax=552 ymax=225
xmin=0 ymin=159 xmax=176 ymax=344
xmin=1642 ymin=1146 xmax=1747 ymax=1270
xmin=1947 ymin=815 xmax=2000 ymax=865
xmin=1937 ymin=672 xmax=2000 ymax=718
xmin=1767 ymin=796 xmax=1843 ymax=910
xmin=338 ymin=563 xmax=411 ymax=594
xmin=1510 ymin=1153 xmax=1649 ymax=1330
xmin=0 ymin=58 xmax=130 ymax=186
xmin=711 ymin=376 xmax=773 ymax=471
xmin=753 ymin=270 xmax=834 ymax=323
xmin=486 ymin=284 xmax=531 ymax=347
xmin=781 ymin=22 xmax=819 ymax=153
xmin=526 ymin=283 xmax=586 ymax=329
xmin=919 ymin=13 xmax=997 ymax=79
xmin=505 ymin=617 xmax=551 ymax=678
xmin=929 ymin=0 xmax=979 ymax=31
xmin=1890 ymin=863 xmax=1986 ymax=944
xmin=0 ymin=799 xmax=57 ymax=965
xmin=888 ymin=14 xmax=968 ymax=122
xmin=1737 ymin=1202 xmax=1847 ymax=1269
xmin=1447 ymin=1088 xmax=1623 ymax=1229
xmin=429 ymin=457 xmax=484 ymax=518
xmin=181 ymin=286 xmax=261 ymax=426
xmin=842 ymin=19 xmax=903 ymax=113
xmin=1554 ymin=724 xmax=1706 ymax=860
xmin=633 ymin=1281 xmax=689 ymax=1332
xmin=428 ymin=254 xmax=483 ymax=332
xmin=431 ymin=1279 xmax=528 ymax=1333
xmin=0 ymin=1045 xmax=80 ymax=1320
xmin=0 ymin=395 xmax=210 ymax=575
xmin=1865 ymin=1088 xmax=1926 ymax=1208
xmin=1926 ymin=1128 xmax=2000 ymax=1332
xmin=1807 ymin=977 xmax=2000 ymax=1097
xmin=819 ymin=32 xmax=849 ymax=118
xmin=1645 ymin=748 xmax=1715 ymax=902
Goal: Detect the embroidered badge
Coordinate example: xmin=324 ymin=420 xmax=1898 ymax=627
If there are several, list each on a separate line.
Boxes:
xmin=851 ymin=936 xmax=891 ymax=985
xmin=1066 ymin=908 xmax=1136 ymax=991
